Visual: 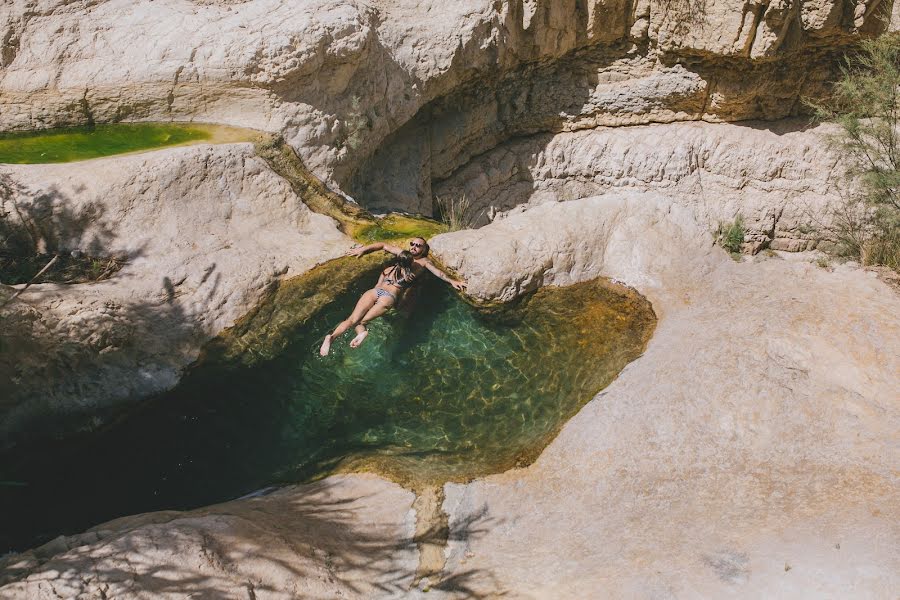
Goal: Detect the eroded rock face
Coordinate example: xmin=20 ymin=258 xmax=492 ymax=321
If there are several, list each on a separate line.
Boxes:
xmin=433 ymin=121 xmax=842 ymax=251
xmin=2 ymin=1 xmax=898 ymax=596
xmin=431 ymin=196 xmax=900 ymax=598
xmin=431 ymin=192 xmax=713 ymax=301
xmin=0 ymin=0 xmax=891 ymax=196
xmin=0 ymin=144 xmax=349 ymax=441
xmin=0 ymin=475 xmax=418 ymax=600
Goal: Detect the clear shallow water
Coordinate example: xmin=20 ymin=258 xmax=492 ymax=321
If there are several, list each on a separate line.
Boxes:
xmin=0 ymin=272 xmax=654 ymax=552
xmin=0 ymin=123 xmax=255 ymax=163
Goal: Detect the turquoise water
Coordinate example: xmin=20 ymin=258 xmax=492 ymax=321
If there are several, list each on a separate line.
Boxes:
xmin=0 ymin=272 xmax=654 ymax=552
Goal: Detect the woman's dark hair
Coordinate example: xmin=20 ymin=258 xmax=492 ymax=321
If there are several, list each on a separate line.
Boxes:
xmin=388 ymin=250 xmax=414 ymax=282
xmin=395 ymin=250 xmax=414 ymax=268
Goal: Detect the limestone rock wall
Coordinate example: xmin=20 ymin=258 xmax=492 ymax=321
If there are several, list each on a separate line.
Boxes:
xmin=432 ymin=120 xmax=842 ymax=252
xmin=430 ymin=192 xmax=712 ymax=302
xmin=0 ymin=144 xmax=349 ymax=442
xmin=1 ymin=0 xmax=893 ymax=202
xmin=432 ymin=196 xmax=900 ymax=598
xmin=4 ymin=193 xmax=898 ymax=598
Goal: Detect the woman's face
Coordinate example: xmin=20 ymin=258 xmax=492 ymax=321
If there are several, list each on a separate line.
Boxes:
xmin=408 ymin=238 xmax=426 ymax=257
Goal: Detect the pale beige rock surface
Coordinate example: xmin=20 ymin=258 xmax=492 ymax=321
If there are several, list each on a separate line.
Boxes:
xmin=434 ymin=121 xmax=841 ymax=251
xmin=0 ymin=475 xmax=419 ymax=600
xmin=2 ymin=0 xmax=898 ymax=596
xmin=0 ymin=144 xmax=349 ymax=439
xmin=432 ymin=195 xmax=900 ymax=598
xmin=0 ymin=0 xmax=889 ymax=195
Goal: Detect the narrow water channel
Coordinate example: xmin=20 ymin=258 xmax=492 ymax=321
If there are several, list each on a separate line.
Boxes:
xmin=0 ymin=268 xmax=654 ymax=554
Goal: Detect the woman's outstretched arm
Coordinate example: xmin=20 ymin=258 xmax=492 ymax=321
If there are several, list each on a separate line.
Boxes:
xmin=347 ymin=242 xmax=402 ymax=258
xmin=423 ymin=259 xmax=466 ymax=291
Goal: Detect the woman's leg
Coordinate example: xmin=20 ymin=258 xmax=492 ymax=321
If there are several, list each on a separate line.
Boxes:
xmin=349 ymin=298 xmax=394 ymax=348
xmin=320 ymin=290 xmax=377 ymax=355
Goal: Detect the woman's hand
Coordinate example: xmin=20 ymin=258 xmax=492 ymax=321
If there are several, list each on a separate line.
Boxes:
xmin=347 ymin=245 xmax=365 ymax=258
xmin=450 ymin=279 xmax=467 ymax=291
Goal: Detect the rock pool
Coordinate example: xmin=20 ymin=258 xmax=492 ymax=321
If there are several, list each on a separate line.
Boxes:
xmin=0 ymin=267 xmax=654 ymax=552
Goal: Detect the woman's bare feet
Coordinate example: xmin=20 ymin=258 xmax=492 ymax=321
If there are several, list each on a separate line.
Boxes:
xmin=349 ymin=327 xmax=369 ymax=348
xmin=319 ymin=334 xmax=333 ymax=356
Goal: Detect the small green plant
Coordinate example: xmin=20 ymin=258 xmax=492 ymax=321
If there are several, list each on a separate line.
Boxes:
xmin=716 ymin=214 xmax=745 ymax=254
xmin=89 ymin=258 xmax=104 ymax=276
xmin=816 ymin=255 xmax=831 ymax=268
xmin=435 ymin=195 xmax=481 ymax=231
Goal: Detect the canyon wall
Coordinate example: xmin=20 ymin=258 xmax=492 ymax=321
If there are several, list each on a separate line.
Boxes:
xmin=1 ymin=2 xmax=898 ymax=596
xmin=3 ymin=194 xmax=898 ymax=598
xmin=1 ymin=0 xmax=895 ymax=212
xmin=433 ymin=120 xmax=842 ymax=251
xmin=1 ymin=0 xmax=892 ymax=440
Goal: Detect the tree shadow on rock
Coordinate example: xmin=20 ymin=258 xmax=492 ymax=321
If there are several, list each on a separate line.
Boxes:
xmin=0 ymin=270 xmax=207 ymax=449
xmin=432 ymin=503 xmax=508 ymax=599
xmin=0 ymin=170 xmax=140 ymax=285
xmin=0 ymin=478 xmax=504 ymax=599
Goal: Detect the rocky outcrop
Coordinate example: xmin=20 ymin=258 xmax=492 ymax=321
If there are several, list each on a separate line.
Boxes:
xmin=3 ymin=194 xmax=897 ymax=598
xmin=0 ymin=475 xmax=419 ymax=599
xmin=430 ymin=196 xmax=900 ymax=597
xmin=0 ymin=143 xmax=349 ymax=442
xmin=0 ymin=0 xmax=892 ymax=204
xmin=2 ymin=1 xmax=898 ymax=597
xmin=433 ymin=120 xmax=842 ymax=251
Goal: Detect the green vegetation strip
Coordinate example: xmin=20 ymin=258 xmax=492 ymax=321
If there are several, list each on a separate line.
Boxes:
xmin=0 ymin=123 xmax=257 ymax=164
xmin=355 ymin=213 xmax=447 ymax=242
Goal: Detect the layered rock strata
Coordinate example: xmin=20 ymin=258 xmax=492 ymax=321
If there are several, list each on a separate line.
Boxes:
xmin=433 ymin=120 xmax=841 ymax=251
xmin=1 ymin=0 xmax=893 ymax=199
xmin=0 ymin=143 xmax=349 ymax=442
xmin=2 ymin=0 xmax=898 ymax=596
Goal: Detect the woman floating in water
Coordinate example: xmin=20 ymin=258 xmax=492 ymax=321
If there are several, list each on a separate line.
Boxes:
xmin=319 ymin=237 xmax=466 ymax=355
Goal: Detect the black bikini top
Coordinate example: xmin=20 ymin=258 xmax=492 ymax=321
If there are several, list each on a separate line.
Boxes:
xmin=383 ymin=265 xmax=416 ymax=289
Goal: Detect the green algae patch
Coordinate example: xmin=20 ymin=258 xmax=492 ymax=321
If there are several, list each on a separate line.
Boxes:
xmin=0 ymin=273 xmax=656 ymax=551
xmin=0 ymin=123 xmax=259 ymax=164
xmin=203 ymin=253 xmax=385 ymax=367
xmin=355 ymin=213 xmax=447 ymax=243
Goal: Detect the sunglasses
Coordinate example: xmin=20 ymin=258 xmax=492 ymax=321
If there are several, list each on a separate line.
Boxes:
xmin=410 ymin=242 xmax=424 ymax=248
